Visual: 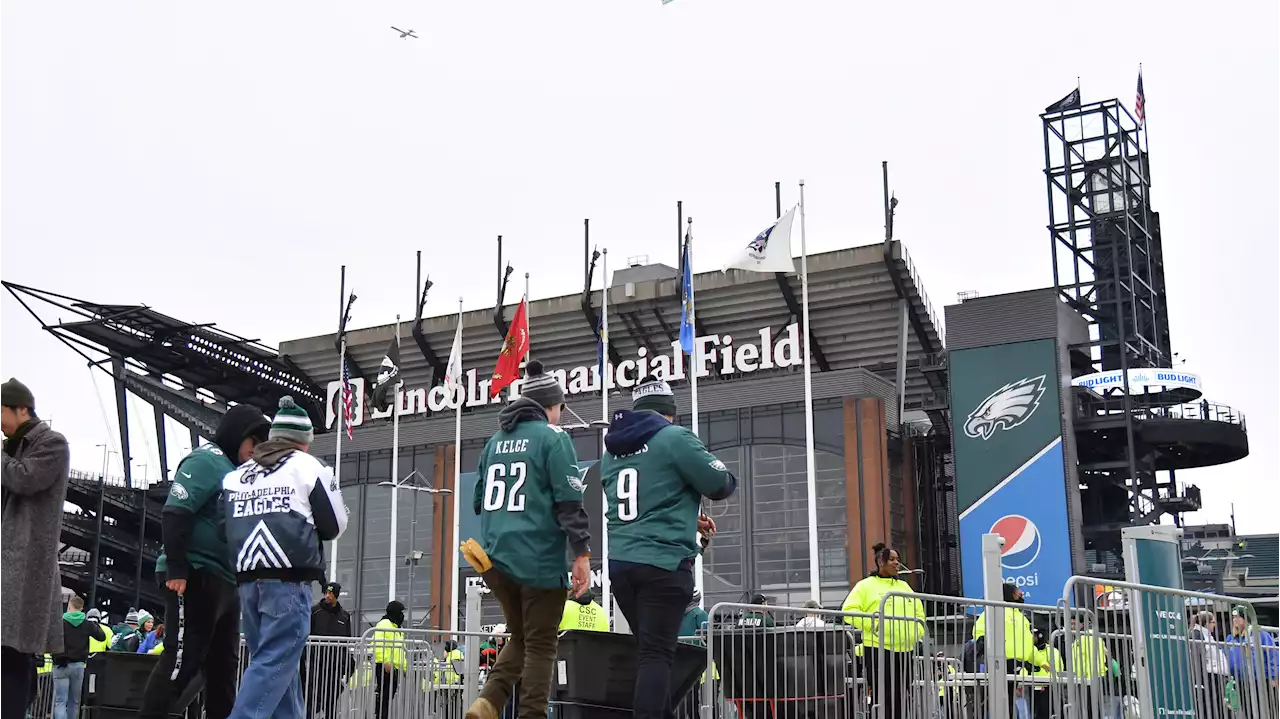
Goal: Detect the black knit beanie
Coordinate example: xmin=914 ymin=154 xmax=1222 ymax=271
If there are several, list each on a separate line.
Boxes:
xmin=519 ymin=360 xmax=564 ymax=408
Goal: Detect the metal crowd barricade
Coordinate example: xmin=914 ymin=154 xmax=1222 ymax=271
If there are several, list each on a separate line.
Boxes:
xmin=702 ymin=602 xmax=913 ymax=719
xmin=30 ymin=670 xmax=54 ymax=719
xmin=342 ymin=626 xmax=507 ymax=719
xmin=879 ymin=591 xmax=1095 ymax=719
xmin=1062 ymin=575 xmax=1279 ymax=719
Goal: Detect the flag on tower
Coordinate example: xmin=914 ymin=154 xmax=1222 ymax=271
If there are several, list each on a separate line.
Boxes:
xmin=1045 ymin=87 xmax=1081 ymax=113
xmin=490 ymin=298 xmax=530 ymax=397
xmin=370 ymin=335 xmax=401 ymax=412
xmin=724 ymin=207 xmax=798 ymax=274
xmin=1135 ymin=71 xmax=1146 ymax=126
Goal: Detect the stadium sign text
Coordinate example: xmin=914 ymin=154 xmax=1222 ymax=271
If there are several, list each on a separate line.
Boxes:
xmin=1071 ymin=368 xmax=1202 ymax=399
xmin=327 ymin=323 xmax=803 ymax=428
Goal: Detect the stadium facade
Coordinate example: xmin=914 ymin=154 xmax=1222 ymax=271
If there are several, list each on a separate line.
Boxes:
xmin=6 ymin=94 xmax=1257 ymax=628
xmin=279 ymin=240 xmax=950 ymax=628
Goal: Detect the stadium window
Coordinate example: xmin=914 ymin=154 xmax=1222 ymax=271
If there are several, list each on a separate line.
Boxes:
xmin=360 ymin=484 xmax=392 ymax=613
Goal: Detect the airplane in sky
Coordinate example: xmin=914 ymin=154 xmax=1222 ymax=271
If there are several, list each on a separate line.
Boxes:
xmin=390 ymin=27 xmax=418 ymax=39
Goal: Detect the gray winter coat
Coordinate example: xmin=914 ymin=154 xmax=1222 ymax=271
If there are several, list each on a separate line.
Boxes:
xmin=2 ymin=422 xmax=70 ymax=654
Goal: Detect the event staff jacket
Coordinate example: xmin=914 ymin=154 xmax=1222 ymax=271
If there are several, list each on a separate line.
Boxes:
xmin=222 ymin=441 xmax=348 ymax=584
xmin=559 ymin=599 xmax=610 ymax=632
xmin=373 ymin=619 xmax=407 ymax=671
xmin=972 ymin=608 xmax=1041 ymax=670
xmin=842 ymin=574 xmax=925 ymax=653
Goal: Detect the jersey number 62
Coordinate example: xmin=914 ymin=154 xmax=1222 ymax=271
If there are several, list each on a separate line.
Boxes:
xmin=483 ymin=462 xmax=528 ymax=512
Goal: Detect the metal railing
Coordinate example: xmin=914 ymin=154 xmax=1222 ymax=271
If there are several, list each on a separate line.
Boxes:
xmin=23 ymin=581 xmax=1280 ymax=719
xmin=1077 ymin=394 xmax=1248 ymax=431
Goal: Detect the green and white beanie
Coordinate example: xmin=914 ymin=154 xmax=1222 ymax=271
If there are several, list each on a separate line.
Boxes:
xmin=269 ymin=396 xmax=314 ymax=445
xmin=632 ymin=378 xmax=677 ymax=417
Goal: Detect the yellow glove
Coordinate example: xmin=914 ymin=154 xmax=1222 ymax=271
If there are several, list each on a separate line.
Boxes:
xmin=460 ymin=539 xmax=493 ymax=573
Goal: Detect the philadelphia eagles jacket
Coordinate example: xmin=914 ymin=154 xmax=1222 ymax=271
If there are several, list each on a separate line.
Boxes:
xmin=222 ymin=440 xmax=348 ymax=584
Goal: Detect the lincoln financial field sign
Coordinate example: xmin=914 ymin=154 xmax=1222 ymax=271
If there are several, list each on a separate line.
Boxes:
xmin=326 ymin=323 xmax=804 ymax=429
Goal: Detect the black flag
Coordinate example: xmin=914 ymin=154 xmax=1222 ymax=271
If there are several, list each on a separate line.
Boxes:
xmin=371 ymin=336 xmax=400 ymax=412
xmin=1045 ymin=88 xmax=1081 ymax=113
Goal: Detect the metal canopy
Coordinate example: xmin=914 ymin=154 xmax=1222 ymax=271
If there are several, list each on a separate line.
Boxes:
xmin=2 ymin=282 xmax=325 ymax=425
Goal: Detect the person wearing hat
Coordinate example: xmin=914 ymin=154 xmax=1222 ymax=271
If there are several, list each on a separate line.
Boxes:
xmin=110 ymin=610 xmax=142 ymax=652
xmin=462 ymin=360 xmax=591 ymax=719
xmin=86 ymin=610 xmax=113 ymax=654
xmin=138 ymin=403 xmax=272 ymax=719
xmin=1225 ymin=604 xmax=1278 ymax=710
xmin=304 ymin=581 xmax=354 ymax=719
xmin=222 ymin=396 xmax=349 ymax=719
xmin=600 ymin=377 xmax=737 ymax=719
xmin=51 ymin=595 xmax=106 ymax=719
xmin=1 ymin=378 xmax=71 ymax=719
xmin=373 ymin=601 xmax=408 ymax=719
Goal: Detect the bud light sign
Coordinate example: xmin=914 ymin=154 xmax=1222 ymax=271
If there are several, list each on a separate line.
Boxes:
xmin=958 ymin=439 xmax=1073 ymax=599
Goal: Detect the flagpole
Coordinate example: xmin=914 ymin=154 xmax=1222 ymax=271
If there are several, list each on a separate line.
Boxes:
xmin=687 ymin=217 xmax=704 ymax=603
xmin=600 ymin=248 xmax=611 ymax=621
xmin=798 ymin=181 xmax=821 ymax=602
xmin=331 ymin=266 xmax=347 ymax=580
xmin=389 ymin=315 xmax=402 ymax=606
xmin=450 ymin=297 xmax=463 ymax=632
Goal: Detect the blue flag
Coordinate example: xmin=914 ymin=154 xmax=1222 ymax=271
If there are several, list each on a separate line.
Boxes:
xmin=597 ymin=315 xmax=607 ymax=379
xmin=679 ymin=230 xmax=694 ymax=354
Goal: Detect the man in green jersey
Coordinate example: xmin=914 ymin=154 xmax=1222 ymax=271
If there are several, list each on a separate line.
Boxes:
xmin=466 ymin=360 xmax=590 ymax=719
xmin=602 ymin=378 xmax=736 ymax=719
xmin=139 ymin=405 xmax=270 ymax=719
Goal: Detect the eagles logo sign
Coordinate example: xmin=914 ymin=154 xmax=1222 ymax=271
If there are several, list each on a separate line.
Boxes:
xmin=964 ymin=375 xmax=1047 ymax=440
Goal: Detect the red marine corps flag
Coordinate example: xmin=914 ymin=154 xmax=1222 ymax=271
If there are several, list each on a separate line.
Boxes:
xmin=490 ymin=298 xmax=530 ymax=397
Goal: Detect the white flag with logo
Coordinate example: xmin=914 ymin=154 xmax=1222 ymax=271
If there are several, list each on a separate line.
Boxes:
xmin=444 ymin=319 xmax=464 ymax=394
xmin=723 ymin=206 xmax=798 ymax=274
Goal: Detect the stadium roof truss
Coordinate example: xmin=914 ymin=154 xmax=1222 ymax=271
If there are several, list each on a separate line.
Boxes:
xmin=3 ymin=282 xmax=325 ymax=466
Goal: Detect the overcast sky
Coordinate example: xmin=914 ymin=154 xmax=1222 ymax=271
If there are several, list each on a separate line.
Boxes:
xmin=3 ymin=1 xmax=1276 ymax=532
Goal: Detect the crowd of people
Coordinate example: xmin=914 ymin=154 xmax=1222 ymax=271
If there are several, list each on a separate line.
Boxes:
xmin=5 ymin=356 xmax=1276 ymax=719
xmin=3 ymin=377 xmax=353 ymax=719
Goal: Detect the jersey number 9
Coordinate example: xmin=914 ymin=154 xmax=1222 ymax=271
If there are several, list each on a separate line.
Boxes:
xmin=616 ymin=468 xmax=638 ymax=522
xmin=483 ymin=462 xmax=528 ymax=512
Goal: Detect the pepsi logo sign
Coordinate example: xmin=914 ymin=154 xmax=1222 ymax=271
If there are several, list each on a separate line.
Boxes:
xmin=991 ymin=515 xmax=1042 ymax=570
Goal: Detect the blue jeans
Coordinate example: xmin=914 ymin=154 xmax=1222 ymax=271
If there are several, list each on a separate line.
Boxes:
xmin=229 ymin=581 xmax=312 ymax=719
xmin=52 ymin=663 xmax=85 ymax=719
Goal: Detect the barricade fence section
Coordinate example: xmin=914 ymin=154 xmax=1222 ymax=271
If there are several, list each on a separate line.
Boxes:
xmin=31 ymin=670 xmax=54 ymax=719
xmin=27 ymin=582 xmax=1277 ymax=719
xmin=1063 ymin=576 xmax=1279 ymax=719
xmin=704 ymin=602 xmax=872 ymax=719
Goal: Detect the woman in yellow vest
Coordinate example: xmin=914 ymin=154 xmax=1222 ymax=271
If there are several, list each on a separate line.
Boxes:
xmin=842 ymin=542 xmax=926 ymax=719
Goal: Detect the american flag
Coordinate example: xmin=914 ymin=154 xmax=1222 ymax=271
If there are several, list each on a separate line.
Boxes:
xmin=341 ymin=358 xmax=354 ymax=439
xmin=1135 ymin=72 xmax=1146 ymax=126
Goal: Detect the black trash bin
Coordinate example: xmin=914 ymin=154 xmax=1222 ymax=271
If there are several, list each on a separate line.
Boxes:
xmin=549 ymin=630 xmax=705 ymax=719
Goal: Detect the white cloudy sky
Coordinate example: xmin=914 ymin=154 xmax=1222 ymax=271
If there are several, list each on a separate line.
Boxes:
xmin=2 ymin=1 xmax=1276 ymax=532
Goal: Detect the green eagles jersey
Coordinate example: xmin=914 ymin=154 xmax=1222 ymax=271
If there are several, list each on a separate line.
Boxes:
xmin=475 ymin=420 xmax=584 ymax=589
xmin=155 ymin=445 xmax=236 ymax=583
xmin=602 ymin=424 xmax=734 ymax=571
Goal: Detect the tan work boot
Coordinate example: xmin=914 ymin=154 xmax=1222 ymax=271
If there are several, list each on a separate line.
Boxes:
xmin=465 ymin=697 xmax=499 ymax=719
